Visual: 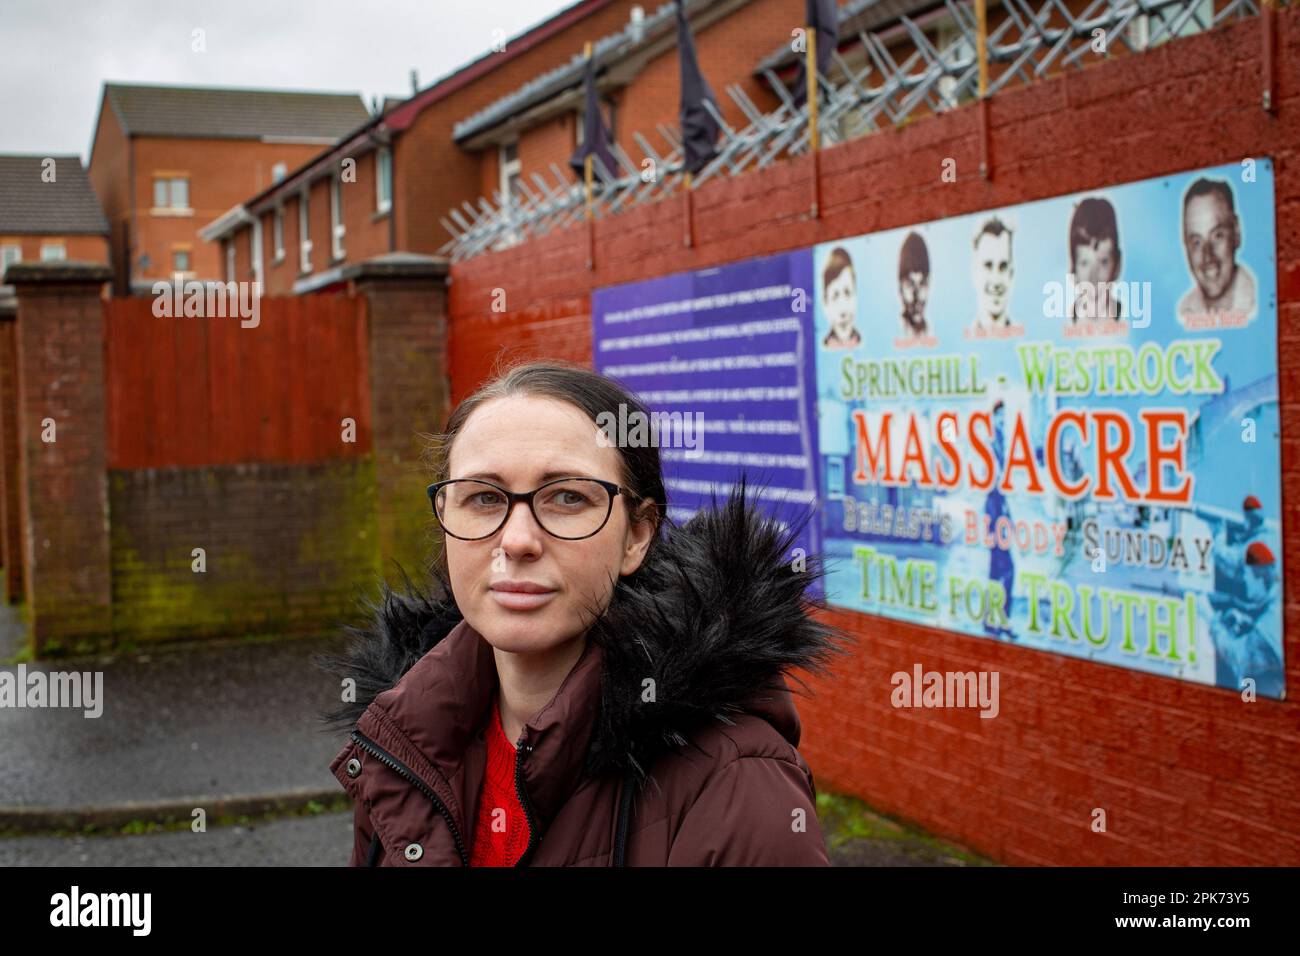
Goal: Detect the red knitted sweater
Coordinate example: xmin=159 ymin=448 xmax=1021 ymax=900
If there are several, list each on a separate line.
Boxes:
xmin=469 ymin=691 xmax=532 ymax=866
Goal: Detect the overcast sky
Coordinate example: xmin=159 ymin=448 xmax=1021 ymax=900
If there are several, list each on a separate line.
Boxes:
xmin=0 ymin=0 xmax=579 ymax=160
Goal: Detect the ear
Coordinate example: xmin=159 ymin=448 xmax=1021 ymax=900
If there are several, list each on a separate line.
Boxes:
xmin=619 ymin=500 xmax=658 ymax=577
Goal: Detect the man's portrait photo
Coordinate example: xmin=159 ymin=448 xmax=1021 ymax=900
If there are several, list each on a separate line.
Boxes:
xmin=969 ymin=216 xmax=1020 ymax=337
xmin=896 ymin=231 xmax=934 ymax=344
xmin=821 ymin=245 xmax=862 ymax=350
xmin=1177 ymin=177 xmax=1257 ymax=329
xmin=1068 ymin=196 xmax=1125 ymax=326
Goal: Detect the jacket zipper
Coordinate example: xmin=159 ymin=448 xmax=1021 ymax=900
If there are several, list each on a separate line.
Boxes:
xmin=513 ymin=735 xmax=540 ymax=867
xmin=350 ymin=728 xmax=468 ymax=866
xmin=613 ymin=769 xmax=634 ymax=866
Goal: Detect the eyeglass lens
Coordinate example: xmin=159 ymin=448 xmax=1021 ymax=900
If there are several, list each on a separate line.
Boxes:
xmin=433 ymin=479 xmax=612 ymax=539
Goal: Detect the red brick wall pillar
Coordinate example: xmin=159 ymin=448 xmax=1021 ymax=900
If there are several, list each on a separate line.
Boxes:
xmin=344 ymin=254 xmax=451 ymax=584
xmin=8 ymin=262 xmax=113 ymax=651
xmin=0 ymin=295 xmax=22 ymax=603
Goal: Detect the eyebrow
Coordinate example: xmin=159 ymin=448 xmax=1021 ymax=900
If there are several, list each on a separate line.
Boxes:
xmin=461 ymin=470 xmax=597 ymax=483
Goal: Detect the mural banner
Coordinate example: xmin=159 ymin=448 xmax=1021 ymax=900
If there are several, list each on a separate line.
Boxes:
xmin=595 ymin=159 xmax=1283 ymax=697
xmin=592 ymin=250 xmax=824 ymax=595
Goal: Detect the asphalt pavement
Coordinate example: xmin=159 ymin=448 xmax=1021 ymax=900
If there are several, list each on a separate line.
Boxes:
xmin=0 ymin=605 xmax=986 ymax=866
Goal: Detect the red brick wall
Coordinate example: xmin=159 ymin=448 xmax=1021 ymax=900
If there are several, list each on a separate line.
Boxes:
xmin=444 ymin=13 xmax=1300 ymax=865
xmin=88 ymin=101 xmax=132 ymax=293
xmin=0 ymin=235 xmax=110 ymax=267
xmin=128 ymin=136 xmax=329 ymax=283
xmin=392 ymin=0 xmax=672 ymax=256
xmin=108 ymin=459 xmax=380 ymax=642
xmin=0 ymin=318 xmax=21 ymax=602
xmin=10 ymin=274 xmax=112 ymax=646
xmin=611 ymin=0 xmax=794 ymax=161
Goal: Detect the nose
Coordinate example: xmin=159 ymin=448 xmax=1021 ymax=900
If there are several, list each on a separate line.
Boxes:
xmin=496 ymin=496 xmax=546 ymax=555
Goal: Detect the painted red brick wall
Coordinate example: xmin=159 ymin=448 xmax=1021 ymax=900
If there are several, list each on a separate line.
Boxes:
xmin=445 ymin=13 xmax=1300 ymax=865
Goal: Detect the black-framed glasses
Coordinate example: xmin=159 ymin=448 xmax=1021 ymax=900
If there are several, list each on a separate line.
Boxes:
xmin=426 ymin=476 xmax=643 ymax=541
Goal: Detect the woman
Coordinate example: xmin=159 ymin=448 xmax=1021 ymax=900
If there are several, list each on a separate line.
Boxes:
xmin=316 ymin=360 xmax=850 ymax=866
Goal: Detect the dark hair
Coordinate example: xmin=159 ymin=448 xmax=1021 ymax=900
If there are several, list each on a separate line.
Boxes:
xmin=973 ymin=216 xmax=1012 ymax=259
xmin=420 ymin=358 xmax=667 ymax=581
xmin=822 ymin=246 xmax=855 ymax=297
xmin=898 ymin=231 xmax=929 ymax=281
xmin=1183 ymin=177 xmax=1235 ymax=217
xmin=1068 ymin=197 xmax=1121 ymax=272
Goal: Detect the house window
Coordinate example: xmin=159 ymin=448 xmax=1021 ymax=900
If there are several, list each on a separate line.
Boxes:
xmin=172 ymin=247 xmax=191 ymax=273
xmin=299 ymin=190 xmax=312 ymax=273
xmin=331 ymin=175 xmax=346 ymax=260
xmin=152 ymin=176 xmax=190 ymax=212
xmin=226 ymin=241 xmax=236 ymax=282
xmin=272 ymin=162 xmax=288 ymax=183
xmin=273 ymin=206 xmax=285 ymax=261
xmin=1 ymin=244 xmax=20 ymax=272
xmin=499 ymin=141 xmax=522 ymax=204
xmin=375 ymin=146 xmax=392 ymax=214
xmin=40 ymin=242 xmax=66 ymax=262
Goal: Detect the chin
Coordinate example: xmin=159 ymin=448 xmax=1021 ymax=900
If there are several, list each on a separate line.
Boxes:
xmin=479 ymin=608 xmax=568 ymax=651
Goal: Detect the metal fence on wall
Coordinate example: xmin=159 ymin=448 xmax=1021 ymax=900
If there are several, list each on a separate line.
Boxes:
xmin=439 ymin=0 xmax=1263 ymax=262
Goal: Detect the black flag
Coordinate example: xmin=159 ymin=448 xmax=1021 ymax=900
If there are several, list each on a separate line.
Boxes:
xmin=568 ymin=53 xmax=620 ymax=182
xmin=791 ymin=0 xmax=838 ymax=108
xmin=676 ymin=0 xmax=721 ymax=176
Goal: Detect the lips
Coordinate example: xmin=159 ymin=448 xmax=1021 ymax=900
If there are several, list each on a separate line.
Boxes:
xmin=490 ymin=581 xmax=555 ymax=594
xmin=489 ymin=580 xmax=557 ymax=612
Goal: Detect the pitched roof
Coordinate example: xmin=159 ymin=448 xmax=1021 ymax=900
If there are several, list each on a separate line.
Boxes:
xmin=0 ymin=154 xmax=109 ymax=234
xmin=202 ymin=0 xmax=623 ymax=236
xmin=102 ymin=82 xmax=371 ymax=141
xmin=453 ymin=0 xmax=712 ymax=144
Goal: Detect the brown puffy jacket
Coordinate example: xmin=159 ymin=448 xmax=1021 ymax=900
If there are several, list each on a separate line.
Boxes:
xmin=316 ymin=484 xmax=851 ymax=866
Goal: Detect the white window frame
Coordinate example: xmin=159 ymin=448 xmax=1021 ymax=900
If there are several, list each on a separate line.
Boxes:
xmin=172 ymin=246 xmax=192 ymax=275
xmin=499 ymin=141 xmax=521 ymax=204
xmin=271 ymin=162 xmax=288 ymax=183
xmin=375 ymin=146 xmax=392 ymax=214
xmin=330 ymin=174 xmax=346 ymax=261
xmin=273 ymin=206 xmax=285 ymax=262
xmin=226 ymin=241 xmax=236 ymax=282
xmin=1 ymin=244 xmax=21 ymax=272
xmin=298 ymin=189 xmax=312 ymax=273
xmin=40 ymin=241 xmax=66 ymax=262
xmin=151 ymin=176 xmax=191 ymax=215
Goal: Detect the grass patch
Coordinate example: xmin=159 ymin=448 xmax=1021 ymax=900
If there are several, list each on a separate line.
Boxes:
xmin=817 ymin=791 xmax=996 ymax=866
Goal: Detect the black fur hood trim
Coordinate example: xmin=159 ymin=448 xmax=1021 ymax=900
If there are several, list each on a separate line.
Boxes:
xmin=314 ymin=475 xmax=854 ymax=781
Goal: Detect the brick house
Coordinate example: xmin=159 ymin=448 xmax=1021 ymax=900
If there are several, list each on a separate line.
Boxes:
xmin=0 ymin=154 xmax=110 ymax=278
xmin=201 ymin=0 xmax=673 ymax=294
xmin=87 ymin=81 xmax=371 ymax=294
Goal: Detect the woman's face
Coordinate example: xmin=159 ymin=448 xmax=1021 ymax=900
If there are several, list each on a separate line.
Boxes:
xmin=444 ymin=394 xmax=657 ymax=655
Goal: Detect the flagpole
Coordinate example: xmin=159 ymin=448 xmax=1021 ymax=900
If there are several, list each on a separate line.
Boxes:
xmin=806 ymin=21 xmax=822 ymax=219
xmin=583 ymin=41 xmax=595 ymax=270
xmin=976 ymin=0 xmax=990 ymax=180
xmin=683 ymin=170 xmax=694 ymax=248
xmin=805 ymin=27 xmax=819 ymax=152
